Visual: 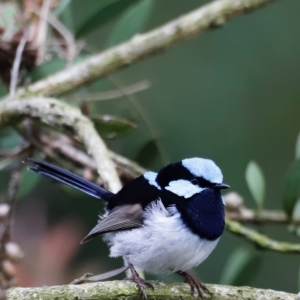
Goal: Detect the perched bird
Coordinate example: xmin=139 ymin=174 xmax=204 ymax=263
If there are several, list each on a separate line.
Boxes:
xmin=28 ymin=157 xmax=229 ymax=299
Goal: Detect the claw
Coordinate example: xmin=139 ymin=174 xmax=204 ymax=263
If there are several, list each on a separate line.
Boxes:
xmin=176 ymin=270 xmax=212 ymax=299
xmin=128 ymin=264 xmax=154 ymax=299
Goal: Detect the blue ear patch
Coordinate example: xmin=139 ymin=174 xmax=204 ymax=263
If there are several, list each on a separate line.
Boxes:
xmin=144 ymin=172 xmax=161 ymax=190
xmin=165 ymin=179 xmax=204 ymax=198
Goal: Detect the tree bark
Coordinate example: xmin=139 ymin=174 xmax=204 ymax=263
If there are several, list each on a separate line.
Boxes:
xmin=7 ymin=281 xmax=297 ymax=300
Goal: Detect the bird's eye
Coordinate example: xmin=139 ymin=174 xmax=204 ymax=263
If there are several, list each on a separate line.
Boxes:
xmin=191 ymin=179 xmax=198 ymax=185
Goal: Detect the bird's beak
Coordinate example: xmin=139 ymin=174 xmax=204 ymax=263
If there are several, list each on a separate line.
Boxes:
xmin=214 ymin=183 xmax=230 ymax=190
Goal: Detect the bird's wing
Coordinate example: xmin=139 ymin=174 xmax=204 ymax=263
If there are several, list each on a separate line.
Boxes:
xmin=81 ymin=204 xmax=144 ymax=243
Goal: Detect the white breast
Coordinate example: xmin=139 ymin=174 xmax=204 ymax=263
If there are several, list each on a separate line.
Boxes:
xmin=104 ymin=201 xmax=219 ymax=274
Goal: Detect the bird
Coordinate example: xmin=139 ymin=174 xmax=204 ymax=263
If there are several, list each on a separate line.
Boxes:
xmin=27 ymin=157 xmax=229 ymax=299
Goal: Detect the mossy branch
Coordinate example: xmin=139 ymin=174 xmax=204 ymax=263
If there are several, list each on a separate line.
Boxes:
xmin=0 ymin=97 xmax=122 ymax=193
xmin=226 ymin=218 xmax=300 ymax=253
xmin=4 ymin=0 xmax=280 ymax=100
xmin=7 ymin=281 xmax=297 ymax=300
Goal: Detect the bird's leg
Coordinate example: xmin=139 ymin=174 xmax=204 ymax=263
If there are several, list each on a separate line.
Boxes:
xmin=126 ymin=263 xmax=154 ymax=299
xmin=176 ymin=270 xmax=211 ymax=299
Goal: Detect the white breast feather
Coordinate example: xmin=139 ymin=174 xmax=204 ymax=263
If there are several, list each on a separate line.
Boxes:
xmin=106 ymin=200 xmax=219 ymax=274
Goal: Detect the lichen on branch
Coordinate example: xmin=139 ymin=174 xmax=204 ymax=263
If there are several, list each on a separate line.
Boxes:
xmin=4 ymin=0 xmax=281 ymax=100
xmin=0 ymin=97 xmax=122 ymax=193
xmin=6 ymin=281 xmax=297 ymax=300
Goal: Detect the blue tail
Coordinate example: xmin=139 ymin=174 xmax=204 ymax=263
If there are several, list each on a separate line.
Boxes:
xmin=27 ymin=159 xmax=114 ymax=201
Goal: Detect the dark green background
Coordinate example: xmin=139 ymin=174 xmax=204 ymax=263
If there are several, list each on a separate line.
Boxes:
xmin=1 ymin=0 xmax=300 ymax=294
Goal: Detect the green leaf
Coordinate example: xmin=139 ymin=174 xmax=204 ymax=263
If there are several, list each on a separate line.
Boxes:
xmin=219 ymin=246 xmax=262 ymax=286
xmin=298 ymin=266 xmax=300 ymax=291
xmin=295 ymin=132 xmax=300 ymax=160
xmin=17 ymin=168 xmax=41 ymax=199
xmin=75 ymin=0 xmax=140 ymax=38
xmin=245 ymin=161 xmax=265 ymax=210
xmin=0 ymin=158 xmax=14 ymax=171
xmin=0 ymin=2 xmax=19 ymax=29
xmin=135 ymin=139 xmax=159 ymax=168
xmin=107 ymin=0 xmax=154 ymax=47
xmin=282 ymin=160 xmax=300 ymax=218
xmin=53 ymin=0 xmax=73 ymax=17
xmin=29 ymin=58 xmax=67 ymax=82
xmin=0 ymin=128 xmax=22 ymax=150
xmin=92 ymin=115 xmax=136 ymax=139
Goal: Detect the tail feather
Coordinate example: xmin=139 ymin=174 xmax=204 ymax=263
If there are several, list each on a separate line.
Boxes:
xmin=27 ymin=159 xmax=113 ymax=200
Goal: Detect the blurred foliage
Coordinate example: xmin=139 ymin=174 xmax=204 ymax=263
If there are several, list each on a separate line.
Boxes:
xmin=106 ymin=0 xmax=154 ymax=47
xmin=0 ymin=0 xmax=299 ymax=294
xmin=245 ymin=161 xmax=265 ymax=211
xmin=92 ymin=115 xmax=136 ymax=139
xmin=283 ymin=159 xmax=300 ymax=219
xmin=219 ymin=246 xmax=262 ymax=286
xmin=75 ymin=0 xmax=140 ymax=38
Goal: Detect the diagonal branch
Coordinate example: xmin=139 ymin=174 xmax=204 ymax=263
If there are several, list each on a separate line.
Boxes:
xmin=4 ymin=0 xmax=280 ymax=100
xmin=9 ymin=32 xmax=28 ymax=97
xmin=0 ymin=98 xmax=122 ymax=193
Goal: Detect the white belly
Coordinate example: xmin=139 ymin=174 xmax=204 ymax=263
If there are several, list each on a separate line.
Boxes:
xmin=104 ymin=201 xmax=220 ymax=274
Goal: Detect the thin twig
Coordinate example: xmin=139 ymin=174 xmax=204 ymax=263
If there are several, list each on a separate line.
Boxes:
xmin=108 ymin=151 xmax=146 ymax=178
xmin=223 ymin=192 xmax=300 ymax=225
xmin=0 ymin=170 xmax=23 ymax=299
xmin=0 ymin=97 xmax=122 ymax=193
xmin=109 ymin=76 xmax=170 ymax=165
xmin=226 ymin=218 xmax=300 ymax=254
xmin=226 ymin=210 xmax=300 ymax=225
xmin=48 ymin=13 xmax=76 ymax=62
xmin=40 ymin=135 xmax=146 ymax=179
xmin=75 ymin=80 xmax=151 ymax=102
xmin=30 ymin=6 xmax=76 ymax=62
xmin=6 ymin=171 xmax=22 ymax=239
xmin=9 ymin=32 xmax=28 ymax=97
xmin=4 ymin=0 xmax=281 ymax=99
xmin=36 ymin=0 xmax=51 ymax=64
xmin=0 ymin=143 xmax=30 ymax=158
xmin=40 ymin=135 xmax=96 ymax=169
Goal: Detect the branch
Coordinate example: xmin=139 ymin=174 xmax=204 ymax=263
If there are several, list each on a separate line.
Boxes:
xmin=40 ymin=134 xmax=146 ymax=178
xmin=4 ymin=0 xmax=280 ymax=99
xmin=9 ymin=32 xmax=28 ymax=97
xmin=226 ymin=210 xmax=300 ymax=224
xmin=226 ymin=219 xmax=300 ymax=254
xmin=6 ymin=281 xmax=296 ymax=300
xmin=74 ymin=80 xmax=150 ymax=102
xmin=224 ymin=192 xmax=300 ymax=225
xmin=0 ymin=98 xmax=122 ymax=193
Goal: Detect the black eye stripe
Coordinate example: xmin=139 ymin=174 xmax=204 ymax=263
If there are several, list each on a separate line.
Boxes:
xmin=192 ymin=177 xmax=214 ymax=188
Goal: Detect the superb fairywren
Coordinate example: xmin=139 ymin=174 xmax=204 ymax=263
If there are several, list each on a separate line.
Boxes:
xmin=28 ymin=157 xmax=229 ymax=299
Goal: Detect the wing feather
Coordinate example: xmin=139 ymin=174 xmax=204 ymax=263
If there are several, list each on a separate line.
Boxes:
xmin=81 ymin=204 xmax=143 ymax=243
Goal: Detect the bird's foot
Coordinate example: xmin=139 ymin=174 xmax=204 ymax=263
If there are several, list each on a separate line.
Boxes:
xmin=127 ymin=264 xmax=154 ymax=299
xmin=176 ymin=270 xmax=212 ymax=299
